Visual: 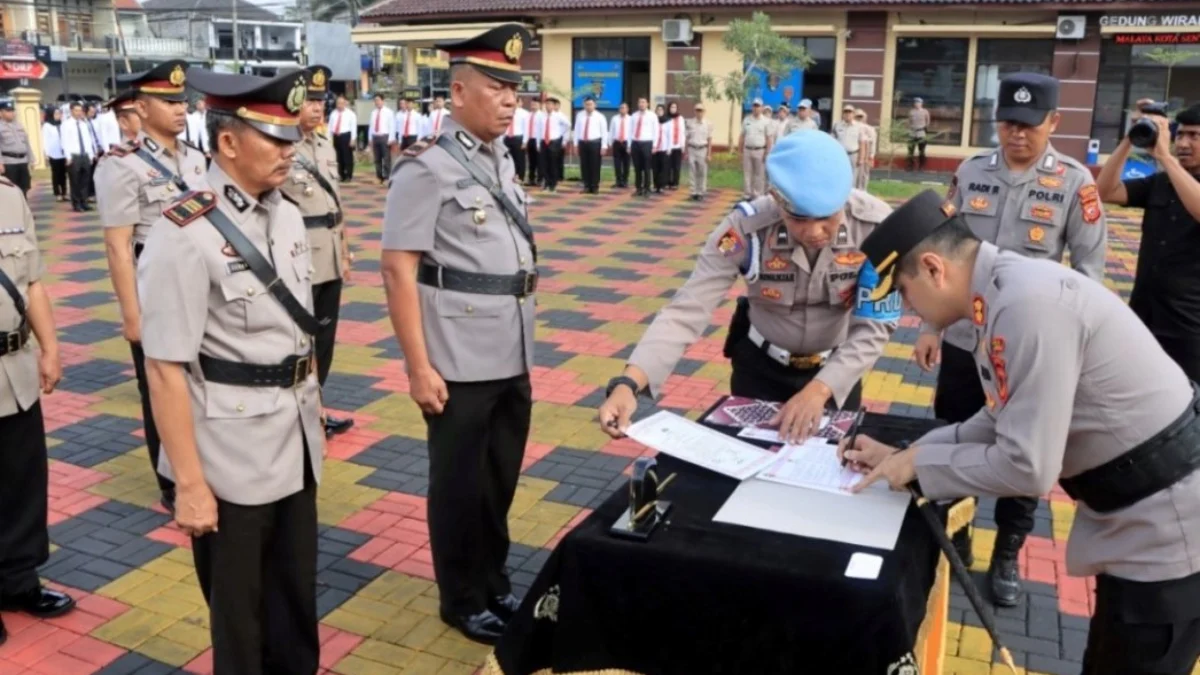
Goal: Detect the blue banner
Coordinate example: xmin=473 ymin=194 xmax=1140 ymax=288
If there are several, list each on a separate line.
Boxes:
xmin=573 ymin=60 xmax=623 ymax=109
xmin=853 ymin=260 xmax=902 ymax=322
xmin=744 ymin=65 xmax=804 ymax=111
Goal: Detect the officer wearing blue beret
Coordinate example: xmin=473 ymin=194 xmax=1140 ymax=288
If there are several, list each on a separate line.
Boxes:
xmin=600 ymin=130 xmax=898 ymax=441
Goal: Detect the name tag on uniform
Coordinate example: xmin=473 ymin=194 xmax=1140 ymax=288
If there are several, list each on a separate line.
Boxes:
xmin=227 ymin=260 xmax=251 ymax=274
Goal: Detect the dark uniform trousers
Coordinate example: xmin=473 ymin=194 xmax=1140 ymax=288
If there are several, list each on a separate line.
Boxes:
xmin=1082 ymin=571 xmax=1200 ymax=675
xmin=333 ymin=132 xmax=354 ymax=181
xmin=133 ymin=244 xmax=174 ymax=495
xmin=49 ymin=158 xmax=68 ymax=198
xmin=525 ymin=143 xmax=540 ymax=186
xmin=399 ymin=135 xmax=418 ymax=152
xmin=652 ymin=151 xmax=667 ymax=192
xmin=729 ymin=337 xmax=863 ymax=408
xmin=4 ymin=163 xmax=30 ymax=195
xmin=578 ymin=139 xmax=601 ymax=191
xmin=371 ymin=135 xmax=390 ymax=182
xmin=935 ymin=343 xmax=1037 ymax=538
xmin=312 ymin=279 xmax=342 ymax=386
xmin=504 ymin=137 xmax=526 ymax=183
xmin=193 ymin=449 xmax=319 ymax=675
xmin=668 ymin=148 xmax=683 ymax=189
xmin=539 ymin=140 xmax=563 ymax=191
xmin=611 ymin=142 xmax=630 ymax=186
xmin=0 ymin=402 xmax=50 ymax=598
xmin=67 ymin=154 xmax=90 ymax=209
xmin=631 ymin=141 xmax=652 ymax=193
xmin=425 ymin=374 xmax=531 ymax=616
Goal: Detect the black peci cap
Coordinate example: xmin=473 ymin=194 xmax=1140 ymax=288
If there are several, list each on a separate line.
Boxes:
xmin=105 ymin=88 xmax=138 ymax=113
xmin=186 ymin=68 xmax=307 ymax=143
xmin=860 ymin=189 xmax=961 ymax=290
xmin=305 ymin=65 xmax=331 ymax=101
xmin=117 ymin=59 xmax=191 ymax=103
xmin=995 ymin=72 xmax=1059 ymax=127
xmin=434 ymin=23 xmax=531 ymax=85
xmin=0 ymin=97 xmax=13 ymax=112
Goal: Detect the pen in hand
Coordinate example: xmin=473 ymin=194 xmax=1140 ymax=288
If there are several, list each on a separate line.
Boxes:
xmin=841 ymin=407 xmax=866 ymax=467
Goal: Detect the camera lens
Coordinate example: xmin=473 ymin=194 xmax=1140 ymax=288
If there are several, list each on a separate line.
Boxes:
xmin=1128 ymin=118 xmax=1158 ymax=149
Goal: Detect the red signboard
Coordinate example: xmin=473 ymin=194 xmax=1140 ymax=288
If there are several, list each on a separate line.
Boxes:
xmin=1113 ymin=32 xmax=1200 ymax=45
xmin=0 ymin=60 xmax=48 ymax=80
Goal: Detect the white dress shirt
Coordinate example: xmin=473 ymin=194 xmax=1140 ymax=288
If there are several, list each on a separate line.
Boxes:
xmin=426 ymin=108 xmax=450 ymax=136
xmin=536 ymin=111 xmax=570 ymax=146
xmin=630 ymin=110 xmax=659 ymax=143
xmin=527 ymin=111 xmax=545 ymax=144
xmin=653 ymin=121 xmax=669 ymax=153
xmin=61 ymin=117 xmax=97 ymax=160
xmin=328 ymin=108 xmax=357 ymax=136
xmin=178 ymin=111 xmax=209 ymax=153
xmin=665 ymin=115 xmax=685 ymax=151
xmin=41 ymin=122 xmax=64 ymax=160
xmin=97 ymin=111 xmax=122 ymax=151
xmin=395 ymin=110 xmax=423 ymax=140
xmin=609 ymin=114 xmax=632 ymax=146
xmin=506 ymin=108 xmax=530 ymax=140
xmin=368 ymin=107 xmax=395 ymax=137
xmin=573 ymin=110 xmax=609 ymax=150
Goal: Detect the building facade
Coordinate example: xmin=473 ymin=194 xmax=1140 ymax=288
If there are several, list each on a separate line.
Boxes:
xmin=353 ymin=0 xmax=1200 ymax=168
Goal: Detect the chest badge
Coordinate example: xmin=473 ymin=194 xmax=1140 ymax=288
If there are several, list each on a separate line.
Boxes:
xmin=303 ymin=185 xmax=315 ymax=197
xmin=1038 ymin=176 xmax=1063 ymax=189
xmin=760 ymin=287 xmax=782 ymax=300
xmin=765 ymin=255 xmax=789 ymax=271
xmin=473 ymin=209 xmax=487 ymax=225
xmin=972 ymin=295 xmax=986 ymax=326
xmin=968 ymin=196 xmax=989 ymax=210
xmin=1028 ymin=225 xmax=1045 ymax=243
xmin=1030 ymin=204 xmax=1054 ymax=220
xmin=833 ymin=251 xmax=866 ymax=267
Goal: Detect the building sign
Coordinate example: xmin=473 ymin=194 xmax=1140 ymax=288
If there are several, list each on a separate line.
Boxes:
xmin=573 ymin=60 xmax=623 ymax=109
xmin=0 ymin=61 xmax=48 ymax=80
xmin=1100 ymin=14 xmax=1200 ymax=29
xmin=744 ymin=64 xmax=804 ymax=112
xmin=1113 ymin=33 xmax=1200 ymax=45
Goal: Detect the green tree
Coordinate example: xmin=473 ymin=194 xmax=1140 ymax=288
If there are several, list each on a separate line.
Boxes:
xmin=673 ymin=12 xmax=812 ymax=146
xmin=307 ymin=0 xmax=361 ymax=23
xmin=1142 ymin=47 xmax=1196 ymax=104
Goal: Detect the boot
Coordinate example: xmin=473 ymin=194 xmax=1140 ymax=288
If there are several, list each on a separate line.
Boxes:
xmin=988 ymin=532 xmax=1025 ymax=607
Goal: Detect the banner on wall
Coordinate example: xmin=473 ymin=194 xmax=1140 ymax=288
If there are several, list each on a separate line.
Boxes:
xmin=1121 ymin=155 xmax=1159 ymax=181
xmin=744 ymin=65 xmax=804 ymax=111
xmin=572 ymin=60 xmax=623 ymax=109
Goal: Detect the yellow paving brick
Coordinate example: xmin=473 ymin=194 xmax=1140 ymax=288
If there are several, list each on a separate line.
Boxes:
xmin=395 ymin=615 xmax=450 ymax=651
xmin=341 ymin=285 xmax=386 ymax=305
xmin=505 ymin=518 xmax=538 ymax=545
xmin=957 ymin=625 xmax=994 ymax=661
xmin=96 ymin=569 xmax=159 ymax=601
xmin=942 ymin=655 xmax=993 ymax=675
xmin=561 ymin=425 xmax=622 ymax=451
xmin=436 ymin=661 xmax=479 ymax=675
xmin=369 ymin=609 xmax=426 ymax=645
xmin=521 ymin=501 xmax=581 ymax=528
xmin=141 ymin=555 xmax=196 ymax=582
xmin=399 ymin=652 xmax=452 ymax=675
xmin=351 ymin=638 xmax=420 ymax=668
xmin=358 ymin=571 xmax=433 ymax=604
xmin=89 ymin=336 xmax=139 ymax=364
xmin=332 ymin=654 xmax=406 ymax=675
xmin=110 ymin=574 xmax=179 ymax=606
xmin=157 ymin=620 xmax=212 ymax=651
xmin=555 ymin=355 xmax=627 ymax=386
xmin=514 ymin=475 xmax=557 ymax=502
xmin=138 ymin=592 xmax=203 ymax=621
xmin=946 ymin=621 xmax=962 ymax=641
xmin=327 ymin=344 xmax=392 ymax=375
xmin=324 ymin=607 xmax=386 ymax=636
xmin=424 ymin=635 xmax=491 ymax=664
xmin=406 ymin=594 xmax=441 ymax=617
xmin=1050 ymin=500 xmax=1076 ymax=542
xmin=339 ymin=595 xmax=406 ymax=623
xmin=595 ymin=321 xmax=652 ymax=344
xmin=512 ymin=521 xmax=563 ymax=548
xmin=619 ymin=296 xmax=669 ymax=313
xmin=91 ymin=607 xmax=178 ymax=649
xmin=136 ymin=635 xmax=204 ymax=667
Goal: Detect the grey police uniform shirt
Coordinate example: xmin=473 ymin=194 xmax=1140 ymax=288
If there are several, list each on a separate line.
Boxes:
xmin=0 ymin=180 xmax=41 ymax=417
xmin=0 ymin=120 xmax=31 ymax=164
xmin=934 ymin=145 xmax=1108 ymax=351
xmin=136 ymin=163 xmax=324 ymax=506
xmin=914 ymin=242 xmax=1200 ymax=583
xmin=628 ymin=191 xmax=897 ymax=404
xmin=381 ymin=117 xmax=536 ymax=383
xmin=281 ymin=129 xmax=343 ymax=285
xmin=95 ymin=133 xmax=209 ymax=245
xmin=741 ymin=116 xmax=770 ymax=148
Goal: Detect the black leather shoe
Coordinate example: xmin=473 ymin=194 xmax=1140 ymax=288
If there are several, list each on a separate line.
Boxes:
xmin=988 ymin=533 xmax=1025 ymax=607
xmin=489 ymin=593 xmax=522 ymax=622
xmin=440 ymin=609 xmax=506 ymax=645
xmin=324 ymin=415 xmax=354 ymax=438
xmin=3 ymin=587 xmax=76 ymax=618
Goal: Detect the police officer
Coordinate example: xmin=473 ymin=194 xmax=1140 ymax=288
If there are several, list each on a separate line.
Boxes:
xmin=282 ymin=65 xmax=354 ymax=439
xmin=685 ymin=103 xmax=712 ymax=201
xmin=844 ymin=189 xmax=1200 ymax=675
xmin=599 ymin=131 xmax=897 ymax=441
xmin=0 ymin=176 xmax=73 ymax=646
xmin=0 ymin=98 xmax=32 ymax=196
xmin=380 ymin=24 xmax=535 ymax=645
xmin=740 ymin=99 xmax=771 ymax=199
xmin=137 ymin=68 xmax=324 ymax=673
xmin=106 ymin=89 xmax=142 ymax=143
xmin=94 ymin=60 xmax=204 ymax=514
xmin=912 ymin=73 xmax=1108 ymax=607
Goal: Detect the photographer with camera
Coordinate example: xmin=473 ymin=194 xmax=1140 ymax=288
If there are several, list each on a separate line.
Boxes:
xmin=1098 ymin=100 xmax=1200 ymax=380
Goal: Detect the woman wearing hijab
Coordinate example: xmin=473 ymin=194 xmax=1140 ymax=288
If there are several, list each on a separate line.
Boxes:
xmin=652 ymin=104 xmax=668 ymax=195
xmin=666 ymin=101 xmax=684 ymax=190
xmin=41 ymin=108 xmax=67 ymax=202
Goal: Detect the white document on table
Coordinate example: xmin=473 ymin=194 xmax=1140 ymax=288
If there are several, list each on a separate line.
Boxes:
xmin=735 ymin=414 xmax=830 ymax=444
xmin=755 ymin=438 xmax=863 ymax=495
xmin=713 ymin=478 xmax=912 ymax=550
xmin=624 ymin=411 xmax=777 ymax=480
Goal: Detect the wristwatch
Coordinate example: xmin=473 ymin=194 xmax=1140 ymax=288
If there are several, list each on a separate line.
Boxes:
xmin=606 ymin=375 xmax=642 ymax=399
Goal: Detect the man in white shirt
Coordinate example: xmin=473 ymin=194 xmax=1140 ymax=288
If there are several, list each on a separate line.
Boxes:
xmin=608 ymin=102 xmax=632 ymax=189
xmin=504 ymin=100 xmax=529 ymax=184
xmin=328 ymin=95 xmax=357 ymax=181
xmin=629 ymin=97 xmax=659 ymax=197
xmin=426 ymin=95 xmax=450 ymax=137
xmin=525 ymin=99 xmax=545 ymax=187
xmin=395 ymin=98 xmax=422 ymax=150
xmin=665 ymin=105 xmax=685 ymax=190
xmin=573 ymin=96 xmax=608 ymax=194
xmin=367 ymin=94 xmax=395 ymax=183
xmin=179 ymin=99 xmax=209 ymax=158
xmin=538 ymin=97 xmax=570 ymax=192
xmin=61 ymin=102 xmax=97 ymax=211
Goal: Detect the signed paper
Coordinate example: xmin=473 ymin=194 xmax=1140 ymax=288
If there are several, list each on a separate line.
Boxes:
xmin=756 ymin=438 xmax=864 ymax=495
xmin=625 ymin=411 xmax=777 ymax=480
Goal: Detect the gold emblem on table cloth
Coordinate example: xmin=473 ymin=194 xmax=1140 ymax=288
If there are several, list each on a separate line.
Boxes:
xmin=887 ymin=652 xmax=919 ymax=675
xmin=533 ymin=584 xmax=560 ymax=622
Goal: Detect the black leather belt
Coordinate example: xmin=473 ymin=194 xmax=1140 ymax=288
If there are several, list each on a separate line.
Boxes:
xmin=303 ymin=213 xmax=342 ymax=229
xmin=745 ymin=146 xmax=765 ymax=150
xmin=417 ymin=263 xmax=537 ymax=297
xmin=1060 ymin=385 xmax=1200 ymax=513
xmin=198 ymin=352 xmax=315 ymax=388
xmin=0 ymin=323 xmax=30 ymax=357
xmin=1 ymin=152 xmax=27 ymax=159
xmin=689 ymin=144 xmax=708 ymax=149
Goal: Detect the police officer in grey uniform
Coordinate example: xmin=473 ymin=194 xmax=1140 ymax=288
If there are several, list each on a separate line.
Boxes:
xmin=845 ymin=189 xmax=1200 ymax=675
xmin=137 ymin=68 xmax=323 ymax=674
xmin=380 ymin=24 xmax=536 ymax=646
xmin=0 ymin=176 xmax=73 ymax=647
xmin=913 ymin=73 xmax=1108 ymax=607
xmin=600 ymin=131 xmax=897 ymax=442
xmin=740 ymin=99 xmax=772 ymax=199
xmin=95 ymin=60 xmax=204 ymax=514
xmin=283 ymin=64 xmax=354 ymax=439
xmin=0 ymin=98 xmax=32 ymax=196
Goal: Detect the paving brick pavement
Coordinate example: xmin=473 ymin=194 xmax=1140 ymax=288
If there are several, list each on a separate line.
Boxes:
xmin=1 ymin=175 xmax=1195 ymax=675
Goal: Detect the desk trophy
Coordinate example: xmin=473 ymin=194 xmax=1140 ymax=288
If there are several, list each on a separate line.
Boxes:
xmin=610 ymin=457 xmax=675 ymax=541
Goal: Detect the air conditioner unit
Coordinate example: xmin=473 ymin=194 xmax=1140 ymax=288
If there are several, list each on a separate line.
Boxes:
xmin=1056 ymin=15 xmax=1086 ymax=40
xmin=663 ymin=19 xmax=693 ymax=44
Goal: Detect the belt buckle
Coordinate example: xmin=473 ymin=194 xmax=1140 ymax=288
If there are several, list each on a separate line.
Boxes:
xmin=292 ymin=355 xmax=312 ymax=388
xmin=4 ymin=331 xmax=18 ymax=353
xmin=521 ymin=271 xmax=538 ymax=296
xmin=789 ymin=353 xmax=823 ymax=370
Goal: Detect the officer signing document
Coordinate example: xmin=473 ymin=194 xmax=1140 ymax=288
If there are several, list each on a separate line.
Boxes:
xmin=840 ymin=190 xmax=1200 ymax=675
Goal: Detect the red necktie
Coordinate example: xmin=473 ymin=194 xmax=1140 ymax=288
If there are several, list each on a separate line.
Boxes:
xmin=543 ymin=114 xmax=550 ymax=143
xmin=373 ymin=111 xmax=380 ymax=133
xmin=634 ymin=113 xmax=642 ymax=140
xmin=434 ymin=111 xmax=442 ymax=133
xmin=618 ymin=116 xmax=625 ymax=142
xmin=583 ymin=114 xmax=590 ymax=141
xmin=334 ymin=112 xmax=341 ymax=134
xmin=527 ymin=113 xmax=535 ymax=138
xmin=655 ymin=127 xmax=662 ymax=152
xmin=673 ymin=118 xmax=680 ymax=144
xmin=403 ymin=112 xmax=411 ymax=137
xmin=507 ymin=115 xmax=515 ymax=136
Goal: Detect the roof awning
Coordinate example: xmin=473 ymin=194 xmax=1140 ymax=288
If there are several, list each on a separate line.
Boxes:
xmin=352 ymin=22 xmax=533 ymax=46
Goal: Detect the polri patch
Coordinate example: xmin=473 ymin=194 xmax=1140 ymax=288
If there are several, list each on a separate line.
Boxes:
xmin=164 ymin=191 xmax=216 ymax=227
xmin=988 ymin=337 xmax=1010 ymax=403
xmin=972 ymin=295 xmax=986 ymax=325
xmin=1079 ymin=184 xmax=1102 ymax=224
xmin=852 ymin=259 xmax=901 ymax=322
xmin=716 ymin=227 xmax=745 ymax=257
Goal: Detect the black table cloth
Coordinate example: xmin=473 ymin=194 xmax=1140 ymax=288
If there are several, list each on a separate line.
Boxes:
xmin=489 ymin=407 xmax=947 ymax=675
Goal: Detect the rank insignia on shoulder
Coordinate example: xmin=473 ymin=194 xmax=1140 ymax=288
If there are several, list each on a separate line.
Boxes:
xmin=988 ymin=337 xmax=1010 ymax=403
xmin=834 ymin=251 xmax=866 ymax=267
xmin=716 ymin=227 xmax=744 ymax=257
xmin=968 ymin=196 xmax=989 ymax=210
xmin=765 ymin=254 xmax=789 ymax=271
xmin=108 ymin=144 xmax=132 ymax=158
xmin=455 ymin=131 xmax=476 ymax=150
xmin=164 ymin=191 xmax=217 ymax=227
xmin=402 ymin=139 xmax=433 ymax=158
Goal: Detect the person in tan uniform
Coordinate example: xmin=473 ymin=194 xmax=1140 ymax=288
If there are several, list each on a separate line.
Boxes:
xmin=380 ymin=24 xmax=536 ymax=646
xmin=0 ymin=177 xmax=72 ymax=647
xmin=137 ymin=68 xmax=324 ymax=674
xmin=853 ymin=108 xmax=876 ymax=191
xmin=685 ymin=104 xmax=712 ymax=201
xmin=600 ymin=130 xmax=897 ymax=442
xmin=0 ymin=98 xmax=32 ymax=195
xmin=106 ymin=89 xmax=142 ymax=143
xmin=907 ymin=97 xmax=931 ymax=171
xmin=283 ymin=65 xmax=354 ymax=439
xmin=845 ymin=190 xmax=1200 ymax=675
xmin=94 ymin=60 xmax=205 ymax=514
xmin=740 ymin=99 xmax=771 ymax=200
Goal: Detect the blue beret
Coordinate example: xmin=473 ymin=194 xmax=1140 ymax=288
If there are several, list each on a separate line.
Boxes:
xmin=765 ymin=130 xmax=853 ymax=218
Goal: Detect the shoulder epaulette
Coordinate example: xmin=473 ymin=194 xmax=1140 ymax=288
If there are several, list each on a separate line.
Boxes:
xmin=316 ymin=130 xmax=329 ymax=141
xmin=164 ymin=191 xmax=217 ymax=227
xmin=280 ymin=191 xmax=300 ymax=207
xmin=402 ymin=137 xmax=436 ymax=159
xmin=735 ymin=201 xmax=756 ymax=217
xmin=106 ymin=139 xmax=139 ymax=158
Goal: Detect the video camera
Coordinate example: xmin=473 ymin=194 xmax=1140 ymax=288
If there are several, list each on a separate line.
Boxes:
xmin=1128 ymin=101 xmax=1170 ymax=149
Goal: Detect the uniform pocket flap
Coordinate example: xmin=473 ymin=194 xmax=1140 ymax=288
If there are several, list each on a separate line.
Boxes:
xmin=0 ymin=235 xmax=31 ymax=258
xmin=451 ymin=186 xmax=495 ymax=211
xmin=203 ymin=381 xmax=282 ymax=419
xmin=1020 ymin=202 xmax=1064 ymax=226
xmin=436 ymin=290 xmax=504 ymax=318
xmin=218 ymin=271 xmax=265 ymax=303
